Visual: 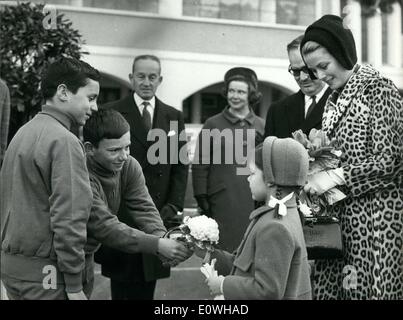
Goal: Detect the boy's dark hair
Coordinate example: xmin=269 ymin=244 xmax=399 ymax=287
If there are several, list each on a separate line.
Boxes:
xmin=83 ymin=109 xmax=130 ymax=147
xmin=41 ymin=57 xmax=101 ymax=100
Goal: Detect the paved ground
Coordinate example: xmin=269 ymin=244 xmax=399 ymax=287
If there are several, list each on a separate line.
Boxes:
xmin=91 ymin=254 xmax=212 ymax=300
xmin=90 ymin=207 xmax=212 ymax=300
xmin=1 ymin=205 xmax=213 ymax=301
xmin=1 ymin=255 xmax=212 ymax=300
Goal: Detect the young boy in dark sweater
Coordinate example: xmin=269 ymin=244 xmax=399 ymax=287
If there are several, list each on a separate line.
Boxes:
xmin=83 ymin=109 xmax=191 ymax=299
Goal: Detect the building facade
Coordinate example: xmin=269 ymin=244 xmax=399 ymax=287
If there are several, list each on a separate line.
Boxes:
xmin=5 ymin=0 xmax=402 ymax=123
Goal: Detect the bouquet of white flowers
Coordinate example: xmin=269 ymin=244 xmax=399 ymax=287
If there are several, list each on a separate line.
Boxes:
xmin=292 ymin=128 xmax=346 ymax=217
xmin=165 ymin=215 xmax=219 ymax=264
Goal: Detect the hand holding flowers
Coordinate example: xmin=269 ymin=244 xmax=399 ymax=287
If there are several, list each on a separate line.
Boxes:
xmin=165 ymin=215 xmax=223 ymax=299
xmin=157 ymin=238 xmax=193 ymax=267
xmin=164 ymin=215 xmax=219 ymax=264
xmin=292 ymin=129 xmax=346 ymax=217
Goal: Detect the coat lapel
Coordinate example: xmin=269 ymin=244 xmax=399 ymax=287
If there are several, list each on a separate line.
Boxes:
xmin=230 ymin=206 xmax=273 ymax=275
xmin=152 ymin=98 xmax=170 ymax=133
xmin=119 ymin=95 xmax=149 ymax=149
xmin=285 ymin=91 xmax=305 ymax=134
xmin=323 ymin=65 xmax=374 ymax=137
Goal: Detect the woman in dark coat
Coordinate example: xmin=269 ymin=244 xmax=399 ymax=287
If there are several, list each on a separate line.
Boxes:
xmin=192 ymin=67 xmax=265 ymax=252
xmin=301 ymin=15 xmax=403 ymax=299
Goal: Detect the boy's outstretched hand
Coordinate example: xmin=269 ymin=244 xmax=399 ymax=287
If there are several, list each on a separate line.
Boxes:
xmin=157 ymin=238 xmax=193 ymax=267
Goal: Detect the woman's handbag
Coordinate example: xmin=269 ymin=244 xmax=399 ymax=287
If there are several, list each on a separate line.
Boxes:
xmin=302 ymin=216 xmax=343 ymax=260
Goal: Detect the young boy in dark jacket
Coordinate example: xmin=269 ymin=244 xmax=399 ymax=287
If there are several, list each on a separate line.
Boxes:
xmin=1 ymin=58 xmax=100 ymax=300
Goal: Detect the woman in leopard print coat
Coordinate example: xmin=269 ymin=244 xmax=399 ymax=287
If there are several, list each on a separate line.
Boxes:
xmin=300 ymin=15 xmax=403 ymax=299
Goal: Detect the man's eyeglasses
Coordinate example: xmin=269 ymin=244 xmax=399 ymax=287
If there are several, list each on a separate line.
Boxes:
xmin=288 ymin=65 xmax=317 ymax=80
xmin=288 ymin=65 xmax=311 ymax=77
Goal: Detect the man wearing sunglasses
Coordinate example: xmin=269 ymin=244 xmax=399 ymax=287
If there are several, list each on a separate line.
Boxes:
xmin=264 ymin=35 xmax=331 ymax=138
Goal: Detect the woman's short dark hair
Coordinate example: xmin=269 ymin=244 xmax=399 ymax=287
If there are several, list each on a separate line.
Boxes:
xmin=41 ymin=57 xmax=101 ymax=100
xmin=83 ymin=109 xmax=130 ymax=147
xmin=222 ymin=75 xmax=262 ymax=106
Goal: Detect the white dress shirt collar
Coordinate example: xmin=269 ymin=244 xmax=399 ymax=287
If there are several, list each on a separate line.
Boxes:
xmin=304 ymin=84 xmax=328 ymax=105
xmin=133 ymin=92 xmax=155 ymax=121
xmin=304 ymin=85 xmax=328 ymax=117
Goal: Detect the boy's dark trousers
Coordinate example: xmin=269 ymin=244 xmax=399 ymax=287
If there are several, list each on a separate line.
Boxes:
xmin=110 ymin=279 xmax=156 ymax=300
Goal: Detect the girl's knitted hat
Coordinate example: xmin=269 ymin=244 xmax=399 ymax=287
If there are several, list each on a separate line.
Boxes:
xmin=262 ymin=137 xmax=309 ymax=187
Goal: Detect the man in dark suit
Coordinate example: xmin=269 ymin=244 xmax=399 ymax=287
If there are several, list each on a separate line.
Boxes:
xmin=264 ymin=35 xmax=331 ymax=138
xmin=97 ymin=55 xmax=189 ymax=300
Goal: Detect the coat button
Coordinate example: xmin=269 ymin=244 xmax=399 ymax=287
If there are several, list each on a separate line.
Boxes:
xmin=243 ymin=141 xmax=248 ymax=146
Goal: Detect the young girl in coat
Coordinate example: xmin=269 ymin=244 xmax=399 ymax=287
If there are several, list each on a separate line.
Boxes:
xmin=197 ymin=136 xmax=312 ymax=300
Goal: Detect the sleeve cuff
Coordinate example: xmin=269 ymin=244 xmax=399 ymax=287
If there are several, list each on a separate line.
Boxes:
xmin=220 ymin=277 xmax=225 ymax=295
xmin=138 ymin=233 xmax=160 ymax=255
xmin=63 ymin=272 xmax=83 ymax=293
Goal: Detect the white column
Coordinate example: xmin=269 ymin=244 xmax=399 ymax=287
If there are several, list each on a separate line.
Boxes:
xmin=159 ymin=0 xmax=183 ymax=17
xmin=366 ymin=9 xmax=383 ymax=67
xmin=330 ymin=0 xmax=341 ymax=16
xmin=343 ymin=0 xmax=362 ymax=63
xmin=386 ymin=2 xmax=402 ymax=67
xmin=260 ymin=0 xmax=276 ymax=23
xmin=315 ymin=0 xmax=323 ymax=19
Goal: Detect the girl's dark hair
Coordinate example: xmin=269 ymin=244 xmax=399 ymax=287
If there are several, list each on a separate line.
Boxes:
xmin=222 ymin=75 xmax=262 ymax=106
xmin=41 ymin=57 xmax=101 ymax=100
xmin=83 ymin=109 xmax=130 ymax=147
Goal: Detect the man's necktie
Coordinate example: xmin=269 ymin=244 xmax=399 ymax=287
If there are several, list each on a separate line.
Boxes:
xmin=305 ymin=95 xmax=316 ymax=119
xmin=142 ymin=101 xmax=152 ymax=131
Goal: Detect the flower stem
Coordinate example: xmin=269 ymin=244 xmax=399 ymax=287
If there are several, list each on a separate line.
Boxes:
xmin=203 ymin=250 xmax=211 ymax=264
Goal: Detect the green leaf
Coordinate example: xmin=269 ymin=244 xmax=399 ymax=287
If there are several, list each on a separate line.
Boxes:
xmin=0 ymin=2 xmax=87 ymax=136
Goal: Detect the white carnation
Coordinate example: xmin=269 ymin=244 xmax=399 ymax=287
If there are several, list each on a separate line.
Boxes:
xmin=183 ymin=215 xmax=219 ymax=244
